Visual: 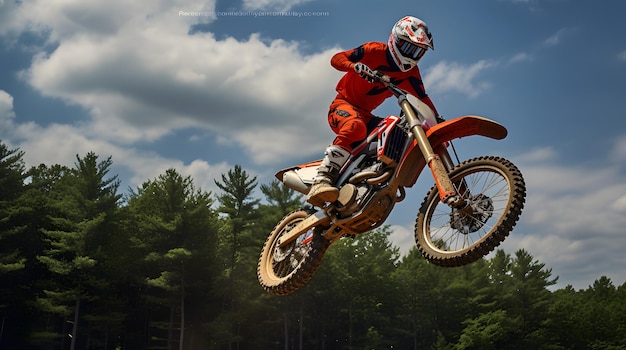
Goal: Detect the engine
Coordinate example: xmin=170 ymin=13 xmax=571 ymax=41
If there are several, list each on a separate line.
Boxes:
xmin=334 ymin=156 xmax=398 ymax=230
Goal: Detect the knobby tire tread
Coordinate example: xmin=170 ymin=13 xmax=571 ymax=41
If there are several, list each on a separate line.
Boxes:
xmin=257 ymin=209 xmax=330 ymax=296
xmin=415 ymin=156 xmax=526 ymax=267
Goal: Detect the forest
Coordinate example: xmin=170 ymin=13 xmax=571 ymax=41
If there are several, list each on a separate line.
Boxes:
xmin=1 ymin=139 xmax=625 ymax=350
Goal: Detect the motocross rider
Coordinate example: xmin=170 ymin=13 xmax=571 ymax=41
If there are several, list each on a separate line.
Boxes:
xmin=307 ymin=16 xmax=440 ymax=207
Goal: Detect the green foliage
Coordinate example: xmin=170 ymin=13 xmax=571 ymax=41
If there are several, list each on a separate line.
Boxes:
xmin=125 ymin=167 xmax=219 ymax=349
xmin=0 ymin=140 xmax=26 ymax=199
xmin=0 ymin=141 xmax=28 ymax=274
xmin=214 ymin=164 xmax=259 ymax=224
xmin=0 ymin=143 xmax=625 ymax=349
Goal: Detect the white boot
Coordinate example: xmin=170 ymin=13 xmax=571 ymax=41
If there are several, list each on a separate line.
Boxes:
xmin=306 ymin=145 xmax=351 ymax=207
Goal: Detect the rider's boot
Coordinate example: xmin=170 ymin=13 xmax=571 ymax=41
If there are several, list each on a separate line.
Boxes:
xmin=306 ymin=145 xmax=351 ymax=207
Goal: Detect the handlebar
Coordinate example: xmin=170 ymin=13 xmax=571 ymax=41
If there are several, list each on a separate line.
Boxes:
xmin=357 ymin=65 xmax=390 ymax=84
xmin=357 ymin=63 xmax=443 ymax=126
xmin=358 ymin=66 xmax=406 ymax=98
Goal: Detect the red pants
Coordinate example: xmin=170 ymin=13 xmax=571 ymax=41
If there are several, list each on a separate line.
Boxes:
xmin=327 ymin=96 xmax=374 ymax=151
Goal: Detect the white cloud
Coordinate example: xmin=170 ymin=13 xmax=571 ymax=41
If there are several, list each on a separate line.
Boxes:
xmin=620 ymin=50 xmax=626 ymax=61
xmin=423 ymin=60 xmax=495 ymax=98
xmin=3 ymin=0 xmax=342 ymax=170
xmin=0 ymin=0 xmax=21 ymax=36
xmin=6 ymin=119 xmax=231 ymax=194
xmin=612 ymin=194 xmax=626 ymax=214
xmin=516 ymin=146 xmax=557 ymax=163
xmin=508 ymin=52 xmax=534 ymax=64
xmin=543 ymin=28 xmax=571 ymax=47
xmin=389 ymin=224 xmax=414 ymax=256
xmin=0 ymin=90 xmax=15 ymax=121
xmin=496 ymin=145 xmax=626 ymax=288
xmin=233 ymin=124 xmax=334 ymax=164
xmin=0 ymin=0 xmax=214 ymax=42
xmin=19 ymin=30 xmax=341 ymax=159
xmin=119 ymin=150 xmax=233 ymax=196
xmin=0 ymin=90 xmax=17 ymax=139
xmin=514 ymin=146 xmax=626 ymax=236
xmin=611 ymin=135 xmax=626 ymax=162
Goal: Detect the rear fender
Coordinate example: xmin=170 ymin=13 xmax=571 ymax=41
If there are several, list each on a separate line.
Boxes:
xmin=275 ymin=160 xmax=322 ymax=194
xmin=396 ymin=116 xmax=508 ymax=187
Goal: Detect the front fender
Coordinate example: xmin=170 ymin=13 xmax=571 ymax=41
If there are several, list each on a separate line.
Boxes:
xmin=426 ymin=115 xmax=508 ymax=144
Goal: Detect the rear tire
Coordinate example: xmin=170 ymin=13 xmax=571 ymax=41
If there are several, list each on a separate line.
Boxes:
xmin=258 ymin=209 xmax=330 ymax=295
xmin=415 ymin=156 xmax=526 ymax=267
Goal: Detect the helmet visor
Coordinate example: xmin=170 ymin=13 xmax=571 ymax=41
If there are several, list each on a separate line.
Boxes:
xmin=396 ymin=37 xmax=428 ymax=61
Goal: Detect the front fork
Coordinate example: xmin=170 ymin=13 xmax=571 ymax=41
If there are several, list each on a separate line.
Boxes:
xmin=399 ymin=98 xmax=465 ymax=208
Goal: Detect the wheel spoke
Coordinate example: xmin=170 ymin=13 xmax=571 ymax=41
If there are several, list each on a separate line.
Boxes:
xmin=258 ymin=209 xmax=330 ymax=295
xmin=415 ymin=157 xmax=526 ymax=267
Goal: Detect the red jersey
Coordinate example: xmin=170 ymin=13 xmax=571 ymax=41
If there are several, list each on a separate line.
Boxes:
xmin=331 ymin=42 xmax=438 ymax=115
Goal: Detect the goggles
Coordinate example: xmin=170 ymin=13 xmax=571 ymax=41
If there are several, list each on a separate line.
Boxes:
xmin=396 ymin=37 xmax=429 ymax=60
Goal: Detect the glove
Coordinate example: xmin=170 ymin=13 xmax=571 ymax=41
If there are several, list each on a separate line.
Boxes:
xmin=353 ymin=62 xmax=376 ymax=82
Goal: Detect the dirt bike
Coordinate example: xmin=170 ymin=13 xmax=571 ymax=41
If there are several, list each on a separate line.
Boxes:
xmin=257 ymin=68 xmax=526 ymax=296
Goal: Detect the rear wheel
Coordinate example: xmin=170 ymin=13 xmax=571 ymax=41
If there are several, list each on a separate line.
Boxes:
xmin=257 ymin=209 xmax=330 ymax=295
xmin=415 ymin=156 xmax=526 ymax=267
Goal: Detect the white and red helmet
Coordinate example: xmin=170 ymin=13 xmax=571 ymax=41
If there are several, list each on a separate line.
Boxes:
xmin=388 ymin=16 xmax=434 ymax=71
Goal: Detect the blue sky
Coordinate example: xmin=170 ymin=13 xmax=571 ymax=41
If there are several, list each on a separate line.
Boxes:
xmin=1 ymin=0 xmax=625 ymax=290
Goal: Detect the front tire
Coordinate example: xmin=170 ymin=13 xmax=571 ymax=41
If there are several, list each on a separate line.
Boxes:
xmin=257 ymin=209 xmax=330 ymax=295
xmin=415 ymin=156 xmax=526 ymax=267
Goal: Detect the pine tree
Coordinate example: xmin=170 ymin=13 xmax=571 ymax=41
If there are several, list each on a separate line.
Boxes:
xmin=0 ymin=141 xmax=28 ymax=348
xmin=212 ymin=164 xmax=260 ymax=348
xmin=126 ymin=168 xmax=217 ymax=349
xmin=35 ymin=152 xmax=121 ymax=350
xmin=0 ymin=141 xmax=27 ymax=274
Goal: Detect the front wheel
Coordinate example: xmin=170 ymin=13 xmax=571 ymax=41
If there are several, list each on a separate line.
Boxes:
xmin=415 ymin=156 xmax=526 ymax=267
xmin=258 ymin=209 xmax=330 ymax=296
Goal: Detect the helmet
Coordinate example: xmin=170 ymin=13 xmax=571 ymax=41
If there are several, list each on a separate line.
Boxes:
xmin=388 ymin=16 xmax=434 ymax=71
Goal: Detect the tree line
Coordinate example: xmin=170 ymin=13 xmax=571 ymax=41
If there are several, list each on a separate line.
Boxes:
xmin=0 ymin=140 xmax=625 ymax=350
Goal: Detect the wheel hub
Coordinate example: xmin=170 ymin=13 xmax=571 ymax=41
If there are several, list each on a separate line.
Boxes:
xmin=450 ymin=194 xmax=494 ymax=233
xmin=273 ymin=242 xmax=293 ymax=263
